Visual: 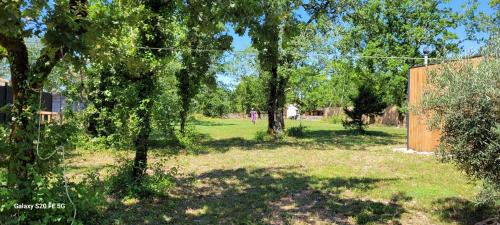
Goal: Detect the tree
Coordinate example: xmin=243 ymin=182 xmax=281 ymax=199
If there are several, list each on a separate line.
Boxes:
xmin=85 ymin=63 xmax=132 ymax=142
xmin=314 ymin=0 xmax=462 ymax=120
xmin=463 ymin=0 xmax=499 ymax=43
xmin=76 ymin=0 xmax=148 ymax=149
xmin=287 ymin=66 xmax=331 ymax=112
xmin=130 ymin=0 xmax=176 ymax=181
xmin=229 ymin=0 xmax=303 ymax=136
xmin=79 ymin=0 xmax=176 ymax=180
xmin=343 ymin=81 xmax=387 ymax=132
xmin=152 ymin=60 xmax=182 ymax=139
xmin=195 ymin=83 xmax=233 ymax=117
xmin=176 ymin=0 xmax=232 ymax=134
xmin=234 ymin=75 xmax=267 ymax=114
xmin=0 ymin=0 xmax=88 ymax=200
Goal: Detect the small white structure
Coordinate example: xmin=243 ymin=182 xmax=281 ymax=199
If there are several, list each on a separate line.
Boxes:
xmin=286 ymin=104 xmax=299 ymax=119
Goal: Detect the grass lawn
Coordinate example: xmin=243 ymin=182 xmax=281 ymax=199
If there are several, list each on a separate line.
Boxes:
xmin=66 ymin=118 xmax=494 ymax=225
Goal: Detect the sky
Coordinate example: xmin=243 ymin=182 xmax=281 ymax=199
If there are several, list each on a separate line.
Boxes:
xmin=229 ymin=0 xmax=495 ymax=52
xmin=218 ymin=0 xmax=496 ymax=87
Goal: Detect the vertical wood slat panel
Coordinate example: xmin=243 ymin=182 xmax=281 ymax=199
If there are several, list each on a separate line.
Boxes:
xmin=408 ymin=65 xmax=441 ymax=152
xmin=408 ymin=57 xmax=482 ymax=152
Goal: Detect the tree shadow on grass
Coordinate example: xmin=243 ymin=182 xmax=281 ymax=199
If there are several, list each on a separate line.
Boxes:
xmin=431 ymin=197 xmax=499 ymax=225
xmin=148 ymin=132 xmax=214 ymax=156
xmin=102 ymin=166 xmax=410 ymax=224
xmin=66 ymin=164 xmax=114 ymax=174
xmin=300 ymin=129 xmax=404 ymax=148
xmin=200 ymin=129 xmax=404 ymax=153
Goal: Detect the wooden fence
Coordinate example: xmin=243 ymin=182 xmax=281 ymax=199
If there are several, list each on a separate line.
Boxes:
xmin=408 ymin=57 xmax=482 ymax=152
xmin=408 ymin=65 xmax=441 ymax=151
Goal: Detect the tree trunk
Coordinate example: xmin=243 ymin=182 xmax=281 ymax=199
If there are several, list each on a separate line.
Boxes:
xmin=267 ymin=66 xmax=287 ymax=136
xmin=267 ymin=66 xmax=277 ymax=135
xmin=277 ymin=74 xmax=287 ymax=130
xmin=132 ymin=74 xmax=154 ymax=181
xmin=5 ymin=40 xmax=38 ymax=200
xmin=177 ymin=69 xmax=191 ymax=135
xmin=132 ymin=112 xmax=150 ymax=181
xmin=4 ymin=41 xmax=62 ymax=201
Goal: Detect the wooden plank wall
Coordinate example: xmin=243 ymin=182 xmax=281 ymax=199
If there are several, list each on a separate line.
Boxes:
xmin=408 ymin=65 xmax=441 ymax=151
xmin=408 ymin=57 xmax=482 ymax=152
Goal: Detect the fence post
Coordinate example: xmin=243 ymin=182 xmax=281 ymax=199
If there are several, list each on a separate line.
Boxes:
xmin=406 ymin=69 xmax=410 ymax=150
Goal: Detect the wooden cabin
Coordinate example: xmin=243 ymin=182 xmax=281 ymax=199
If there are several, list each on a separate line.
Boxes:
xmin=0 ymin=79 xmax=64 ymax=124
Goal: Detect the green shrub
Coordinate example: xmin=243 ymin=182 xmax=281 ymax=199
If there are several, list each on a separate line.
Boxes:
xmin=0 ymin=124 xmax=9 ymax=167
xmin=476 ymin=182 xmax=500 ymax=206
xmin=145 ymin=159 xmax=178 ymax=194
xmin=286 ymin=124 xmax=306 ymax=137
xmin=422 ymin=41 xmax=500 ymax=204
xmin=106 ymin=157 xmax=177 ymax=199
xmin=329 ymin=115 xmax=344 ymax=124
xmin=254 ymin=130 xmax=270 ymax=142
xmin=0 ymin=118 xmax=103 ymax=224
xmin=173 ymin=125 xmax=207 ymax=154
xmin=0 ymin=169 xmax=105 ymax=225
xmin=343 ymin=82 xmax=387 ymax=132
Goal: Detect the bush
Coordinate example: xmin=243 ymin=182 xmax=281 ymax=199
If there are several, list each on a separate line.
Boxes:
xmin=286 ymin=124 xmax=306 ymax=137
xmin=0 ymin=169 xmax=105 ymax=225
xmin=0 ymin=124 xmax=9 ymax=167
xmin=254 ymin=130 xmax=271 ymax=142
xmin=329 ymin=115 xmax=344 ymax=124
xmin=0 ymin=118 xmax=104 ymax=224
xmin=34 ymin=122 xmax=79 ymax=174
xmin=106 ymin=157 xmax=177 ymax=199
xmin=343 ymin=82 xmax=387 ymax=132
xmin=173 ymin=125 xmax=207 ymax=154
xmin=421 ymin=42 xmax=500 ymax=204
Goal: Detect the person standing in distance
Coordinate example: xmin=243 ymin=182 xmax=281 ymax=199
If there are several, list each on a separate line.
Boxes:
xmin=250 ymin=108 xmax=257 ymax=125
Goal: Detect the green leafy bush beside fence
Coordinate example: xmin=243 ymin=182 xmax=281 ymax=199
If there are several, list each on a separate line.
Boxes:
xmin=422 ymin=42 xmax=500 ymax=204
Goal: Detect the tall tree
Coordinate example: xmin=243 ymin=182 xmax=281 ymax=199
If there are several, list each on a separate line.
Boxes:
xmin=229 ymin=0 xmax=303 ymax=136
xmin=80 ymin=0 xmax=148 ymax=149
xmin=176 ymin=0 xmax=232 ymax=134
xmin=131 ymin=0 xmax=176 ymax=180
xmin=0 ymin=0 xmax=87 ymax=199
xmin=340 ymin=0 xmax=459 ymax=106
xmin=308 ymin=0 xmax=462 ymax=124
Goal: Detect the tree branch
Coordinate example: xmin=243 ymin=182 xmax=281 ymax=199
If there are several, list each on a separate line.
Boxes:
xmin=0 ymin=33 xmax=29 ymax=93
xmin=305 ymin=1 xmax=330 ymax=25
xmin=30 ymin=0 xmax=88 ymax=88
xmin=30 ymin=46 xmax=68 ymax=89
xmin=0 ymin=33 xmax=22 ymax=52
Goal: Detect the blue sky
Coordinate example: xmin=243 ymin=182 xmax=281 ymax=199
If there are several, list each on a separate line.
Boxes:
xmin=229 ymin=0 xmax=495 ymax=52
xmin=447 ymin=0 xmax=494 ymax=52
